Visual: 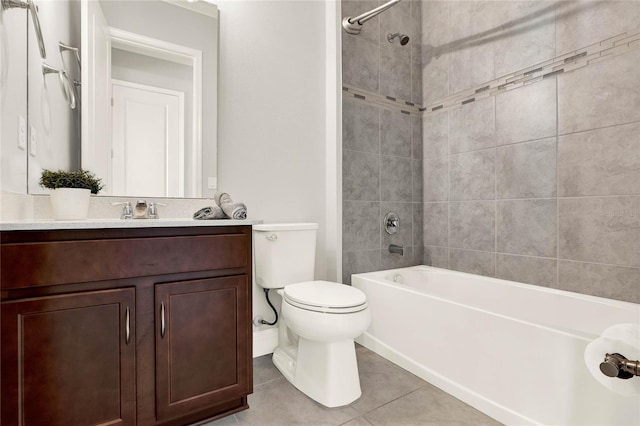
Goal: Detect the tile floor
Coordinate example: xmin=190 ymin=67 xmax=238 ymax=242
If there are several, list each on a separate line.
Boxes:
xmin=205 ymin=345 xmax=500 ymax=426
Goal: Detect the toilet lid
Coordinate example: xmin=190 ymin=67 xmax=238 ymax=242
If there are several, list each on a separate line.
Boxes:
xmin=283 ymin=281 xmax=367 ymax=309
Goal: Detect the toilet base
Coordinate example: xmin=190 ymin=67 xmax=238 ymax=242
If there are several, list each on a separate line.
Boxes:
xmin=272 ymin=337 xmax=362 ymax=407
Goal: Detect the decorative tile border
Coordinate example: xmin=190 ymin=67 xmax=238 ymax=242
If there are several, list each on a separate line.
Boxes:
xmin=343 ymin=27 xmax=640 ymax=117
xmin=342 ymin=85 xmax=423 ymax=116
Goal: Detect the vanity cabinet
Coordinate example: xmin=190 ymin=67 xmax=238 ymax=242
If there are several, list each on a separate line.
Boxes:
xmin=1 ymin=225 xmax=253 ymax=426
xmin=155 ymin=276 xmax=250 ymax=422
xmin=1 ymin=288 xmax=136 ymax=426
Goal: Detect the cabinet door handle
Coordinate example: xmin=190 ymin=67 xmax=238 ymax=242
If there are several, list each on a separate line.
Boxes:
xmin=160 ymin=302 xmax=166 ymax=338
xmin=125 ymin=307 xmax=131 ymax=344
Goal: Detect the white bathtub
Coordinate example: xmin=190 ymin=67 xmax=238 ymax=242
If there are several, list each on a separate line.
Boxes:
xmin=352 ymin=266 xmax=640 ymax=425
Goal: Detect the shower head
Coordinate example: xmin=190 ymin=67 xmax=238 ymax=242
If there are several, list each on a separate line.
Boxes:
xmin=387 ymin=33 xmax=410 ymax=46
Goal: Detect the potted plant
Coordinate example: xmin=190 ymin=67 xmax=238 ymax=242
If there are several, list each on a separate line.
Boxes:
xmin=39 ymin=169 xmax=104 ymax=220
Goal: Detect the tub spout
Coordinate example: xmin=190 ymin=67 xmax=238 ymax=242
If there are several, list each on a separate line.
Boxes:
xmin=388 ymin=244 xmax=404 ymax=256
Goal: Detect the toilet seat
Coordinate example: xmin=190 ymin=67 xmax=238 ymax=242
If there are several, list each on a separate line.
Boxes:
xmin=283 ymin=281 xmax=368 ymax=314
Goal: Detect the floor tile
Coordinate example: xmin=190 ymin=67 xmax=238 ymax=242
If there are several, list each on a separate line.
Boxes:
xmin=341 ymin=416 xmax=374 ymax=426
xmin=203 ymin=414 xmax=239 ymax=426
xmin=235 ymin=377 xmax=360 ymax=426
xmin=252 ymin=354 xmax=280 ymax=386
xmin=350 ymin=346 xmax=426 ymax=414
xmin=222 ymin=346 xmax=502 ymax=426
xmin=364 ymin=384 xmax=501 ymax=426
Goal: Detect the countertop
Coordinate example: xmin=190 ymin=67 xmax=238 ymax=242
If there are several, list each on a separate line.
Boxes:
xmin=0 ymin=218 xmax=263 ymax=231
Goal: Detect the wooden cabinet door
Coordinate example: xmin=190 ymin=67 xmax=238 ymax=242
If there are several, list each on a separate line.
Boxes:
xmin=1 ymin=288 xmax=136 ymax=426
xmin=155 ymin=276 xmax=251 ymax=422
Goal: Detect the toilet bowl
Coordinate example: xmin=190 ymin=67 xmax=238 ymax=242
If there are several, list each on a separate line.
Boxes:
xmin=253 ymin=224 xmax=371 ymax=407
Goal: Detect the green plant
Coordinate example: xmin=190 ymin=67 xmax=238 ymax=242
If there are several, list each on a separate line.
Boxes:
xmin=39 ymin=169 xmax=104 ymax=194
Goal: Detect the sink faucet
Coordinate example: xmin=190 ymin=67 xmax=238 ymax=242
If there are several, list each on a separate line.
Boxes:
xmin=111 ymin=200 xmax=165 ymax=219
xmin=133 ymin=200 xmax=149 ymax=219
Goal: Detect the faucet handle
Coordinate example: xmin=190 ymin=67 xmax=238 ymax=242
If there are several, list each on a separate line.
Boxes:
xmin=148 ymin=202 xmax=167 ymax=219
xmin=111 ymin=201 xmax=133 ymax=219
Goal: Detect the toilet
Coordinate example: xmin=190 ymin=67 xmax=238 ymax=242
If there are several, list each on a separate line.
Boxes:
xmin=253 ymin=223 xmax=371 ymax=407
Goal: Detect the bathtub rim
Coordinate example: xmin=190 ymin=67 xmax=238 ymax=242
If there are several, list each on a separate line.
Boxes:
xmin=352 ymin=264 xmax=639 ymax=312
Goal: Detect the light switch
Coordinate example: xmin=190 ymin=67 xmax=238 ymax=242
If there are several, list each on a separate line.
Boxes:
xmin=29 ymin=126 xmax=37 ymax=157
xmin=18 ymin=115 xmax=26 ymax=150
xmin=207 ymin=177 xmax=217 ymax=190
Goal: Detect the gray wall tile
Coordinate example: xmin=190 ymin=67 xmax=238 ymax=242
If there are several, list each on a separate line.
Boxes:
xmin=342 ymin=35 xmax=379 ymax=93
xmin=423 ymin=111 xmax=448 ymax=159
xmin=496 ymin=78 xmax=556 ymax=145
xmin=341 ymin=0 xmax=640 ymax=306
xmin=412 ymin=117 xmax=423 ymax=159
xmin=413 ymin=203 xmax=423 ymax=248
xmin=423 ymin=202 xmax=448 ymax=247
xmin=558 ymin=50 xmax=640 ymax=135
xmin=343 ymin=201 xmax=380 ymax=251
xmin=449 ymin=97 xmax=495 ymax=154
xmin=557 ymin=261 xmax=640 ymax=304
xmin=343 ymin=99 xmax=380 ymax=154
xmin=422 ymin=51 xmax=449 ymax=106
xmin=497 ymin=199 xmax=557 ymax=257
xmin=450 ymin=149 xmax=495 ymax=201
xmin=424 ymin=245 xmax=449 ymax=268
xmin=411 ymin=59 xmax=423 ymax=106
xmin=381 ymin=47 xmax=412 ymax=101
xmin=413 ymin=245 xmax=424 ymax=266
xmin=423 ymin=157 xmax=449 ymax=201
xmin=555 ymin=0 xmax=640 ymax=55
xmin=343 ymin=249 xmax=381 ymax=285
xmin=497 ymin=138 xmax=557 ymax=199
xmin=381 ymin=109 xmax=411 ymax=158
xmin=410 ymin=0 xmax=422 ymax=52
xmin=448 ymin=1 xmax=496 ymax=94
xmin=420 ymin=0 xmax=449 ymax=106
xmin=412 ymin=160 xmax=423 ymax=202
xmin=496 ymin=254 xmax=557 ymax=287
xmin=450 ymin=201 xmax=495 ymax=251
xmin=558 ymin=122 xmax=640 ymax=197
xmin=381 ymin=156 xmax=412 ymax=202
xmin=449 ymin=249 xmax=495 ymax=277
xmin=559 ymin=196 xmax=640 ymax=267
xmin=493 ymin=1 xmax=556 ymax=77
xmin=343 ymin=150 xmax=379 ymax=201
xmin=421 ymin=0 xmax=448 ymax=47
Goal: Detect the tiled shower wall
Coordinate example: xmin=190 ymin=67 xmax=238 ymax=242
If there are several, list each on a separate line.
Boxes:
xmin=421 ymin=1 xmax=640 ymax=303
xmin=341 ymin=0 xmax=423 ymax=283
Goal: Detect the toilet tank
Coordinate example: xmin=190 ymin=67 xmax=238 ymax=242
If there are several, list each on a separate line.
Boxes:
xmin=253 ymin=223 xmax=318 ymax=289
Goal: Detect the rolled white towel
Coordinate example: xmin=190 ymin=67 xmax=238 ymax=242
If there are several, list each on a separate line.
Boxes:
xmin=214 ymin=192 xmax=247 ymax=220
xmin=193 ymin=205 xmax=225 ymax=220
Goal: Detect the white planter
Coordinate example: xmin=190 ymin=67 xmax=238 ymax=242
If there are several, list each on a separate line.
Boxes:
xmin=49 ymin=188 xmax=91 ymax=220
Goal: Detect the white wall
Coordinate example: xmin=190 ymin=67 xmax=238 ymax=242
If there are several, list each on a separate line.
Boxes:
xmin=215 ymin=1 xmax=329 ymax=333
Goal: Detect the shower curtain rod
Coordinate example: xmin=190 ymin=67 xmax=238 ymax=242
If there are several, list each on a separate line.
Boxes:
xmin=342 ymin=0 xmax=402 ymax=35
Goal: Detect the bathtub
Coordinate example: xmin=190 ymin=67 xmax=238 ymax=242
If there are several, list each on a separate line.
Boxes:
xmin=352 ymin=266 xmax=640 ymax=426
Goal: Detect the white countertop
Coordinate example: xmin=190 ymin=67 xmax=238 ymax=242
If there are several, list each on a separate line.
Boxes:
xmin=0 ymin=218 xmax=263 ymax=231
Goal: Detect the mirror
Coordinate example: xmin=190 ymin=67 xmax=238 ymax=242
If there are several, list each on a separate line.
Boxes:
xmin=17 ymin=0 xmax=218 ymax=198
